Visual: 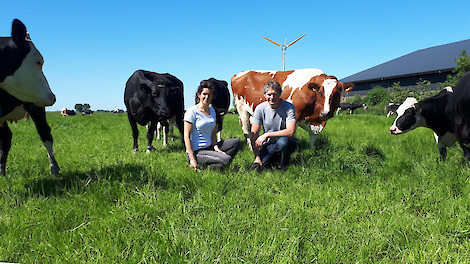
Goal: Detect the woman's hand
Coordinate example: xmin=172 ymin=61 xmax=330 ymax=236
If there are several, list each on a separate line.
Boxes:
xmin=214 ymin=145 xmax=226 ymax=155
xmin=189 ymin=158 xmax=197 ymax=171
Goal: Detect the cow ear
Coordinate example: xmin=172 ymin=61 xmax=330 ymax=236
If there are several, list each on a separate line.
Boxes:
xmin=308 ymin=83 xmax=319 ymax=92
xmin=343 ymin=82 xmax=354 ymax=92
xmin=140 ymin=84 xmax=151 ymax=93
xmin=12 ymin=19 xmax=28 ymax=44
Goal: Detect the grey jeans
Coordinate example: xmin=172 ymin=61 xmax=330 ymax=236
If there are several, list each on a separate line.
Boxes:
xmin=188 ymin=138 xmax=241 ymax=168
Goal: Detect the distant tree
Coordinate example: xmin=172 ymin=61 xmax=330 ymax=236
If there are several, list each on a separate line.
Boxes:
xmin=364 ymin=86 xmax=390 ymax=106
xmin=440 ymin=49 xmax=470 ymax=88
xmin=390 ymin=82 xmax=403 ymax=93
xmin=416 ymin=78 xmax=431 ymax=91
xmin=348 ymin=94 xmax=364 ymax=105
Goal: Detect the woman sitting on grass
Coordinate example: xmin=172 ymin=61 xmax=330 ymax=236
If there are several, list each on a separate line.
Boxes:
xmin=184 ymin=81 xmax=241 ymax=170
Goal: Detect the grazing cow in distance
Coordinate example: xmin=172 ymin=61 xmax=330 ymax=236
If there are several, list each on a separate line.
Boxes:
xmin=231 ymin=68 xmax=354 ymax=150
xmin=335 ymin=103 xmax=367 ymax=115
xmin=445 ymin=72 xmax=470 ymax=161
xmin=113 ymin=109 xmax=124 ymax=114
xmin=390 ymin=87 xmax=455 ymax=159
xmin=61 ymin=107 xmax=76 ymax=116
xmin=124 ymin=70 xmax=184 ymax=153
xmin=386 ymin=103 xmax=400 ymax=117
xmin=0 ymin=19 xmax=59 ymax=175
xmin=81 ymin=109 xmax=93 ymax=115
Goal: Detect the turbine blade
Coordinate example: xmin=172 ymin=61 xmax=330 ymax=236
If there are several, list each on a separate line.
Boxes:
xmin=287 ymin=34 xmax=306 ymax=47
xmin=262 ymin=36 xmax=281 ymax=46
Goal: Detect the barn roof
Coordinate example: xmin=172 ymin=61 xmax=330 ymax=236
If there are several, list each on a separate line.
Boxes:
xmin=341 ymin=39 xmax=470 ymax=83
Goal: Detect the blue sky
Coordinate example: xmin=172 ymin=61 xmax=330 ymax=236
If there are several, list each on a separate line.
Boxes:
xmin=2 ymin=0 xmax=469 ymax=112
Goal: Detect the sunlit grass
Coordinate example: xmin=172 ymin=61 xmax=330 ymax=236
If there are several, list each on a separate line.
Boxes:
xmin=0 ymin=112 xmax=469 ymax=262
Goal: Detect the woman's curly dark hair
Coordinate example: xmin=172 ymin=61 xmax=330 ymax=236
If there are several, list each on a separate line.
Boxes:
xmin=195 ymin=80 xmax=217 ymax=104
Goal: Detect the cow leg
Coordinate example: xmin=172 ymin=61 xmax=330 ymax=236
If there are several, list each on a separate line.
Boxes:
xmin=299 ymin=120 xmax=325 ymax=150
xmin=0 ymin=124 xmax=13 ymax=176
xmin=216 ymin=115 xmax=223 ymax=142
xmin=128 ymin=113 xmax=139 ymax=153
xmin=158 ymin=120 xmax=169 ymax=147
xmin=24 ymin=105 xmax=60 ymax=175
xmin=156 ymin=122 xmax=162 ymax=140
xmin=146 ymin=121 xmax=157 ymax=153
xmin=433 ymin=133 xmax=448 ymax=160
xmin=458 ymin=140 xmax=470 ymax=162
xmin=241 ymin=113 xmax=252 ymax=149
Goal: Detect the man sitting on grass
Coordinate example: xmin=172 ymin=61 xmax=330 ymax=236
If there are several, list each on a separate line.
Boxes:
xmin=250 ymin=80 xmax=297 ymax=171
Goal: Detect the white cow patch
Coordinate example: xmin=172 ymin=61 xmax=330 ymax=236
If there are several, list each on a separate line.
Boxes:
xmin=396 ymin=97 xmax=418 ymax=117
xmin=0 ymin=42 xmax=55 ymax=107
xmin=321 ymin=78 xmax=338 ymax=114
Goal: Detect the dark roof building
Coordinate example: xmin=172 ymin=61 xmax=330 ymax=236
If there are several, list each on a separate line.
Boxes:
xmin=341 ymin=39 xmax=470 ymax=96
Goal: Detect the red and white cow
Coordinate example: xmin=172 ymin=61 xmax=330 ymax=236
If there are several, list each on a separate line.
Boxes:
xmin=231 ymin=68 xmax=354 ymax=150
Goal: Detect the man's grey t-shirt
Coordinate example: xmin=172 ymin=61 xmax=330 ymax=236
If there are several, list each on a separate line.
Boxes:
xmin=252 ymin=100 xmax=296 ymax=135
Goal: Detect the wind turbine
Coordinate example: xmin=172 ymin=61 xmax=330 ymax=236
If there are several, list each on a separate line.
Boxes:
xmin=262 ymin=34 xmax=306 ymax=71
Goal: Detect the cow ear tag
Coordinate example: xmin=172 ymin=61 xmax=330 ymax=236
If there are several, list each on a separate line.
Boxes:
xmin=308 ymin=83 xmax=318 ymax=92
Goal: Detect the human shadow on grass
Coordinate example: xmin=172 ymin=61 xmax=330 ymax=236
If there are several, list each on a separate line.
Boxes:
xmin=23 ymin=164 xmax=171 ymax=197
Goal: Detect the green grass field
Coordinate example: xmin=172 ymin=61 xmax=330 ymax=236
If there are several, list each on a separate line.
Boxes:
xmin=1 ymin=112 xmax=469 ymax=263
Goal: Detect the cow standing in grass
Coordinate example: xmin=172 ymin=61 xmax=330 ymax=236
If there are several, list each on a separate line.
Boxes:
xmin=335 ymin=103 xmax=367 ymax=115
xmin=0 ymin=19 xmax=59 ymax=175
xmin=389 ymin=88 xmax=455 ymax=159
xmin=231 ymin=68 xmax=354 ymax=150
xmin=445 ymin=71 xmax=470 ymax=161
xmin=124 ymin=70 xmax=184 ymax=153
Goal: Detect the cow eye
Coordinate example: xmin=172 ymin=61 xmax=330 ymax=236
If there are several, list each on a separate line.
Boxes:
xmin=140 ymin=84 xmax=150 ymax=93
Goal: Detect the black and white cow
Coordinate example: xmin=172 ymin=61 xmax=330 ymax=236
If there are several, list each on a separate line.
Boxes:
xmin=0 ymin=19 xmax=58 ymax=175
xmin=445 ymin=71 xmax=470 ymax=161
xmin=389 ymin=87 xmax=456 ymax=159
xmin=386 ymin=103 xmax=400 ymax=117
xmin=124 ymin=70 xmax=184 ymax=153
xmin=335 ymin=103 xmax=367 ymax=115
xmin=61 ymin=107 xmax=76 ymax=116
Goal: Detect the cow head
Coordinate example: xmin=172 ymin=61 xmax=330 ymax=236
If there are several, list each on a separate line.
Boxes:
xmin=306 ymin=76 xmax=354 ymax=123
xmin=139 ymin=79 xmax=176 ymax=119
xmin=389 ymin=97 xmax=424 ymax=134
xmin=0 ymin=19 xmax=55 ymax=107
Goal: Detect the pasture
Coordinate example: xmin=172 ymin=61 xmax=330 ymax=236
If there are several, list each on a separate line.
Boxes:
xmin=1 ymin=112 xmax=470 ymax=263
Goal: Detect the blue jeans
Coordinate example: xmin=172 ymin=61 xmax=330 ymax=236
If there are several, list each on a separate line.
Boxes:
xmin=259 ymin=137 xmax=296 ymax=168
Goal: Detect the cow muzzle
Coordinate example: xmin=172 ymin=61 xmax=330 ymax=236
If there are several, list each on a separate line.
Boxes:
xmin=320 ymin=111 xmax=334 ymax=120
xmin=389 ymin=126 xmax=402 ymax=135
xmin=36 ymin=93 xmax=56 ymax=107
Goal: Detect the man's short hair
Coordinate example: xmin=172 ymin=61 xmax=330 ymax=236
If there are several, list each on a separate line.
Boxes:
xmin=263 ymin=80 xmax=282 ymax=94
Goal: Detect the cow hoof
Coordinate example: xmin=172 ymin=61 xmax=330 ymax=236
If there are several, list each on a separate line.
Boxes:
xmin=50 ymin=166 xmax=60 ymax=175
xmin=146 ymin=146 xmax=156 ymax=154
xmin=132 ymin=148 xmax=138 ymax=154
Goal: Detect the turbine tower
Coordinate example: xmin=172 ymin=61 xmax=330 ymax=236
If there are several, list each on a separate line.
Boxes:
xmin=262 ymin=34 xmax=306 ymax=71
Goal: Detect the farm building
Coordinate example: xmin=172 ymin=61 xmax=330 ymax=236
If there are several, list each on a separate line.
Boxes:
xmin=341 ymin=38 xmax=470 ymax=97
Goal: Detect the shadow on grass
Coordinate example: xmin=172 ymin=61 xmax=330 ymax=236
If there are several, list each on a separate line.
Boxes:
xmin=23 ymin=164 xmax=170 ymax=197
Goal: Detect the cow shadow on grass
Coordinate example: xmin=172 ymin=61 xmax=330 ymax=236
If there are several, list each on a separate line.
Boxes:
xmin=23 ymin=164 xmax=171 ymax=198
